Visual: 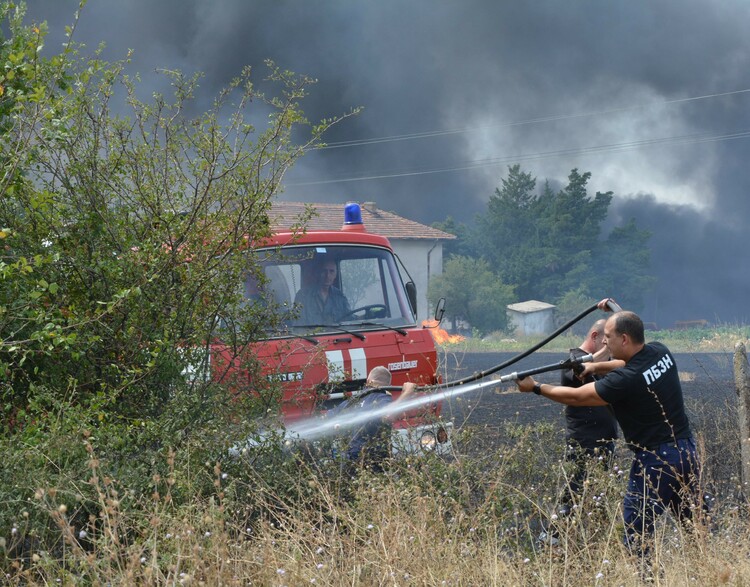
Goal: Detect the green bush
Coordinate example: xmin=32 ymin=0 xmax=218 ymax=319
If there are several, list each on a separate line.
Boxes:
xmin=0 ymin=2 xmax=351 ymax=554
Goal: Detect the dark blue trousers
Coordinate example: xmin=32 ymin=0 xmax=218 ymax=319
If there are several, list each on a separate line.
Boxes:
xmin=623 ymin=437 xmax=706 ymax=554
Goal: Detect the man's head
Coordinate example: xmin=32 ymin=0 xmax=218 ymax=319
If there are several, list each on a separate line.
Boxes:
xmin=367 ymin=366 xmax=392 ymax=388
xmin=603 ymin=311 xmax=645 ymax=361
xmin=316 ymin=259 xmax=338 ymax=289
xmin=581 ymin=319 xmax=606 ymax=354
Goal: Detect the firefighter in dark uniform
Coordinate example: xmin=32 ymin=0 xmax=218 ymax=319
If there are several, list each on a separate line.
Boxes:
xmin=539 ymin=319 xmax=619 ymax=544
xmin=327 ymin=366 xmax=416 ymax=473
xmin=560 ymin=320 xmax=619 ymax=514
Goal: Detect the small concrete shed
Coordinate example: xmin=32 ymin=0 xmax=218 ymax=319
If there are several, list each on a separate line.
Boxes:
xmin=507 ymin=300 xmax=556 ymax=336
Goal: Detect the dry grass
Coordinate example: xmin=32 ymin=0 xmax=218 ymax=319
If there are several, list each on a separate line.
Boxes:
xmin=3 ymin=331 xmax=749 ymax=585
xmin=3 ymin=416 xmax=750 ymax=587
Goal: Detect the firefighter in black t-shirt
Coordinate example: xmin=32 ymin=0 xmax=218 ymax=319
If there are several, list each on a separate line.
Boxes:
xmin=539 ymin=319 xmax=619 ymax=545
xmin=518 ymin=300 xmax=707 ymax=559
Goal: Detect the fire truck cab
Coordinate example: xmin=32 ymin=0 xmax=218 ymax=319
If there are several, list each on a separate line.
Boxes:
xmin=216 ymin=203 xmax=452 ymax=454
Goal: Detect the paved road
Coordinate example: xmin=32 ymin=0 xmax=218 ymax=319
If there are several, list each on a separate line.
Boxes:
xmin=437 ymin=350 xmax=737 ymax=432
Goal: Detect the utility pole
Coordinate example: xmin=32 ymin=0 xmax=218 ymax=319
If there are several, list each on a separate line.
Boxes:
xmin=734 ymin=341 xmax=750 ymax=491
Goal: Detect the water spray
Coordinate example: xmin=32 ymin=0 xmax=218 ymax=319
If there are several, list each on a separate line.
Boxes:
xmin=284 ymin=353 xmax=595 ymax=443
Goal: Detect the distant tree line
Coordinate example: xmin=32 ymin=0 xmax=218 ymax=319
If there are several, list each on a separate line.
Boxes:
xmin=428 ymin=165 xmax=655 ymax=335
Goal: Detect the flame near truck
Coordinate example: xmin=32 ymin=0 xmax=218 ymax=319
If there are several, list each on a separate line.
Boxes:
xmin=212 ymin=203 xmax=452 ymax=454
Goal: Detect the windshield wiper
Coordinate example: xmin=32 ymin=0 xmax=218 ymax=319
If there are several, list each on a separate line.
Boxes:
xmin=351 ymin=321 xmax=408 ymax=336
xmin=296 ymin=324 xmax=366 ymax=341
xmin=266 ymin=325 xmax=319 ymax=345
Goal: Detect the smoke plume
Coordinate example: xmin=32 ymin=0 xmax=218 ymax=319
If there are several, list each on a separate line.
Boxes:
xmin=25 ymin=0 xmax=750 ymax=325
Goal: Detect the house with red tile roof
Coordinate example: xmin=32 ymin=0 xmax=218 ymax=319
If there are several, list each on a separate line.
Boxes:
xmin=269 ymin=201 xmax=456 ymax=321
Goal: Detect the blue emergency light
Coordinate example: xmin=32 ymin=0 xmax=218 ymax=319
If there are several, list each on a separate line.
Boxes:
xmin=344 ymin=202 xmax=363 ymax=225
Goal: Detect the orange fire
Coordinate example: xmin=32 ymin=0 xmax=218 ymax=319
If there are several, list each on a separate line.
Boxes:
xmin=422 ymin=319 xmax=465 ymax=344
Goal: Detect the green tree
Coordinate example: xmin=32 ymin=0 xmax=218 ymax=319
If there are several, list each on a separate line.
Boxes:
xmin=593 ymin=218 xmax=656 ymax=312
xmin=535 ymin=169 xmax=611 ymax=300
xmin=427 ymin=256 xmax=515 ymax=335
xmin=471 ymin=165 xmax=651 ymax=308
xmin=475 ymin=164 xmax=540 ymax=290
xmin=2 ymin=54 xmax=327 ymax=426
xmin=431 ymin=216 xmax=479 ymax=259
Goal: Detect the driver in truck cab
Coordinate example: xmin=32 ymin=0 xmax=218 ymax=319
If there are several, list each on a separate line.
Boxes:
xmin=294 ymin=257 xmax=350 ymax=325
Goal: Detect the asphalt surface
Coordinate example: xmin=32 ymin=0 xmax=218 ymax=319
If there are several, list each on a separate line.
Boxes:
xmin=437 ymin=350 xmax=738 ymax=433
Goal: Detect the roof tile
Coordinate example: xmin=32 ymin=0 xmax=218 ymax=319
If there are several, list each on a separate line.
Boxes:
xmin=270 ymin=201 xmax=456 ymax=240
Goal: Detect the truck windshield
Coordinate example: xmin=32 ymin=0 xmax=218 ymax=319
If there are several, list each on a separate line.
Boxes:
xmin=247 ymin=244 xmax=416 ymax=337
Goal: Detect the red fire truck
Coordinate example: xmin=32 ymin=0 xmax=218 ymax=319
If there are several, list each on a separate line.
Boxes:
xmin=213 ymin=202 xmax=452 ymax=454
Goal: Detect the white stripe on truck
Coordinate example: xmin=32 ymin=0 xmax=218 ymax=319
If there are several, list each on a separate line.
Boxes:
xmin=325 ymin=350 xmax=345 ymax=380
xmin=349 ymin=348 xmax=367 ymax=380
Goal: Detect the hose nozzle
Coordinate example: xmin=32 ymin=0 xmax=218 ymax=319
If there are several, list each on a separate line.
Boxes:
xmin=605 ymin=298 xmax=622 ymax=312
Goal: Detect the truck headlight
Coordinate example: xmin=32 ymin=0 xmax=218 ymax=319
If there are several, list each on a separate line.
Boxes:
xmin=419 ymin=430 xmax=437 ymax=451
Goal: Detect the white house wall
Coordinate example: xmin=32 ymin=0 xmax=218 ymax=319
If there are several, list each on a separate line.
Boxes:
xmin=390 ymin=240 xmax=443 ymax=323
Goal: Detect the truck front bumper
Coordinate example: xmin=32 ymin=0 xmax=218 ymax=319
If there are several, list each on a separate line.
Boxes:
xmin=392 ymin=420 xmax=453 ymax=456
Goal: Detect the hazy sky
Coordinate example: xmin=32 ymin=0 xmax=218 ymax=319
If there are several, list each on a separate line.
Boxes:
xmin=23 ymin=1 xmax=750 ymax=325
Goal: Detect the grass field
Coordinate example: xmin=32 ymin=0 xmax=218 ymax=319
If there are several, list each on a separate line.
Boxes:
xmin=3 ymin=425 xmax=745 ymax=586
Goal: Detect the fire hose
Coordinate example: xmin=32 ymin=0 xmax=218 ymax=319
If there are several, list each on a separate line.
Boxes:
xmin=372 ymin=297 xmax=622 ymax=395
xmin=494 ymin=352 xmax=593 ymax=383
xmin=336 ymin=352 xmax=596 ymax=401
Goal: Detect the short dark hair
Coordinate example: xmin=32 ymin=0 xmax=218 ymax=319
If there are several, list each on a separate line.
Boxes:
xmin=314 ymin=256 xmax=337 ymax=269
xmin=612 ymin=311 xmax=645 ymax=344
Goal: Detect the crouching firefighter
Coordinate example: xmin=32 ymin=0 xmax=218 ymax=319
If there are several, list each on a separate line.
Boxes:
xmin=326 ymin=365 xmax=417 ymax=473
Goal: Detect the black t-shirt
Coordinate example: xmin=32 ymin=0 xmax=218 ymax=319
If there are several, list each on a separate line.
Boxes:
xmin=595 ymin=342 xmax=692 ymax=450
xmin=562 ymin=348 xmax=618 ymax=448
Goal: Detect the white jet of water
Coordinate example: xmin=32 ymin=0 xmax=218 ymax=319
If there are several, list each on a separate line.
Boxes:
xmin=228 ymin=356 xmax=592 ymax=456
xmin=283 ymin=354 xmax=593 ymax=443
xmin=285 ymin=375 xmax=511 ymax=442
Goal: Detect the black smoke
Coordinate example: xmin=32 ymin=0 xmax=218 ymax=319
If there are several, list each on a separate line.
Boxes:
xmin=23 ymin=0 xmax=750 ymax=325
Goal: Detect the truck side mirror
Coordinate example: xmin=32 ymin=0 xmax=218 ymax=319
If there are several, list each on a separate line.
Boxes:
xmin=434 ymin=297 xmax=445 ymax=324
xmin=405 ymin=281 xmax=417 ymax=316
